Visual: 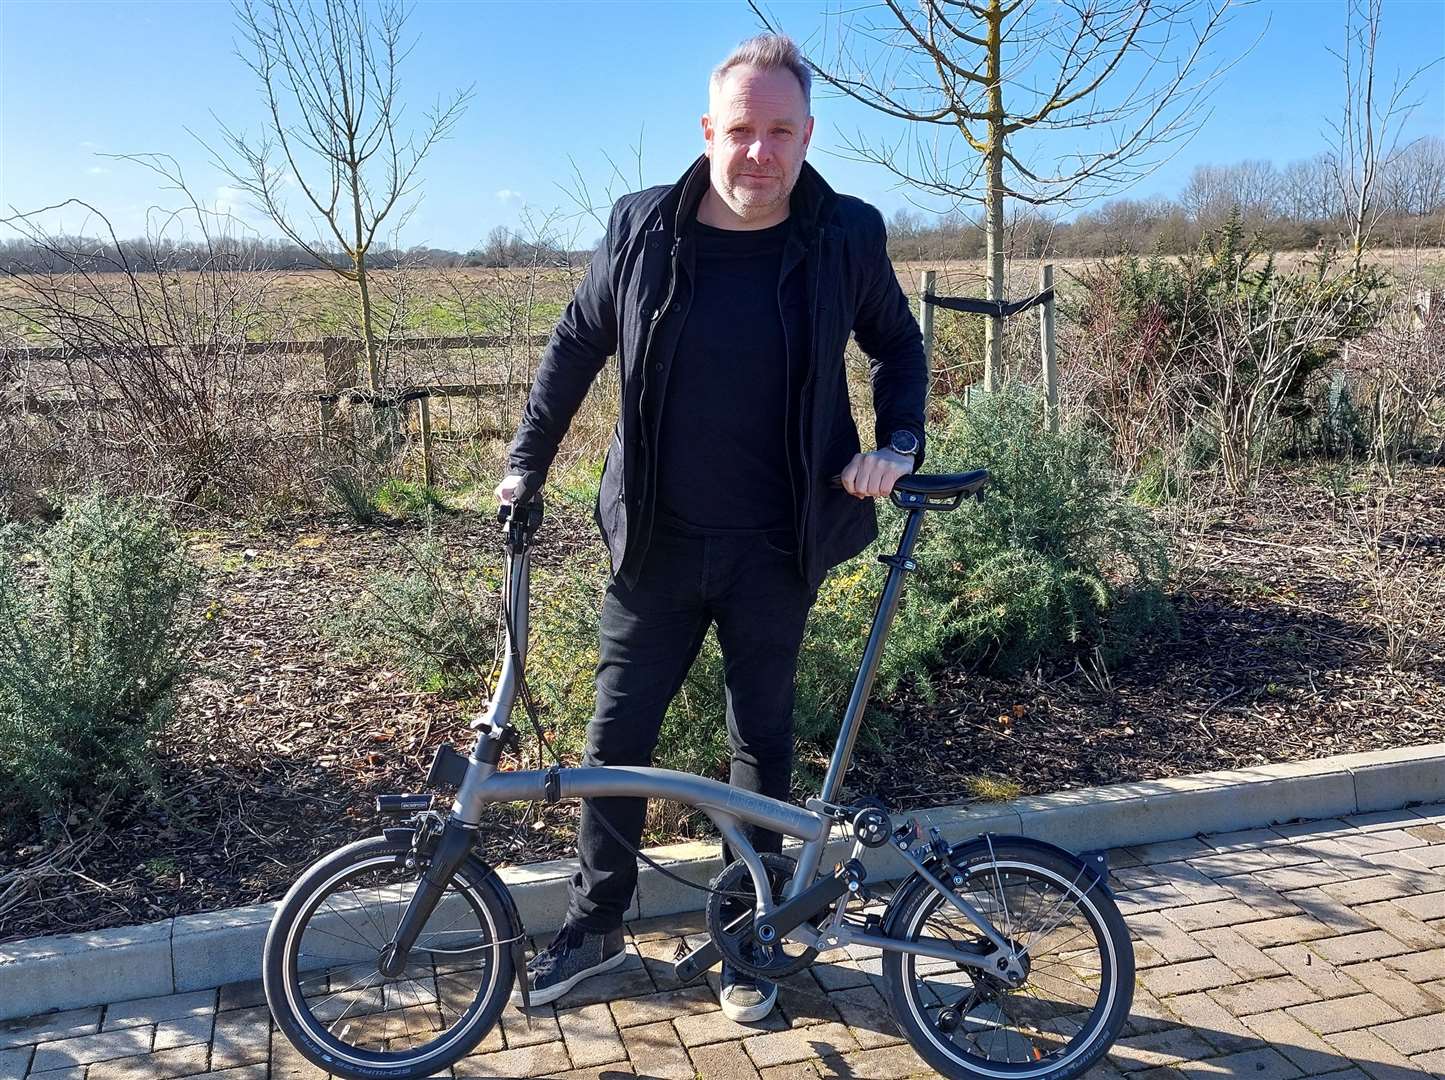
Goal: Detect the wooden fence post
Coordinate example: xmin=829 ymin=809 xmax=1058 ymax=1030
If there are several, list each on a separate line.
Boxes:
xmin=417 ymin=393 xmax=435 ymax=488
xmin=1040 ymin=263 xmax=1058 ymax=433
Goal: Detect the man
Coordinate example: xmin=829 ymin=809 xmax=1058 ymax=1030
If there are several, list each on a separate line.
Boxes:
xmin=496 ymin=33 xmax=927 ymax=1022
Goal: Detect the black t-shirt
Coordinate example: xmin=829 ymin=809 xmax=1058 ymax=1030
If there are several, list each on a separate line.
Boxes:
xmin=653 ymin=217 xmax=808 ymax=534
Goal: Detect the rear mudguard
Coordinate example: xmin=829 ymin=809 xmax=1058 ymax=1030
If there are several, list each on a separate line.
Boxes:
xmin=880 ymin=832 xmax=1111 ymax=937
xmin=380 ymin=825 xmax=531 ymax=1007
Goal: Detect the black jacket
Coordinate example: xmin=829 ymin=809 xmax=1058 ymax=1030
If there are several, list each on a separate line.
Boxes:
xmin=506 ymin=155 xmax=928 ymax=593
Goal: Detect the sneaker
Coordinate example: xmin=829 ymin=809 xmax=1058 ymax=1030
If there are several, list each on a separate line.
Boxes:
xmin=512 ymin=923 xmax=627 ymax=1007
xmin=719 ymin=961 xmax=778 ymax=1023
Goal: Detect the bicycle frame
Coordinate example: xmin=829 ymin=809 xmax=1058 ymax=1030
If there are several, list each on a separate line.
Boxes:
xmin=391 ymin=495 xmax=1023 ymax=983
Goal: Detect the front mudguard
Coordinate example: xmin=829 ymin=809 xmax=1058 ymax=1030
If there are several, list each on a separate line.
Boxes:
xmin=379 ymin=825 xmax=531 ymax=1008
xmin=879 ymin=832 xmax=1111 ymax=937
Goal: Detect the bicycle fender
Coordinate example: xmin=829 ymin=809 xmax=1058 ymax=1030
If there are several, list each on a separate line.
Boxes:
xmin=881 ymin=832 xmax=1111 ymax=937
xmin=376 ymin=828 xmax=532 ymax=1009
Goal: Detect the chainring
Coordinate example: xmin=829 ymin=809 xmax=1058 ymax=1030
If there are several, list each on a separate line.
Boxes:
xmin=704 ymin=852 xmax=820 ymax=980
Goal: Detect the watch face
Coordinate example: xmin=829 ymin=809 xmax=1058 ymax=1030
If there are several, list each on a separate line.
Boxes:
xmin=891 ymin=430 xmax=918 ymax=455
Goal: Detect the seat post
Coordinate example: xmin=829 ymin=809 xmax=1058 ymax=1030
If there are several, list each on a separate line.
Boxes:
xmin=817 ymin=508 xmax=927 ymax=805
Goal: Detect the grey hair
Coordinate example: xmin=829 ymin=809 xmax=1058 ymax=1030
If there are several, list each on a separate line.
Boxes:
xmin=710 ymin=33 xmax=812 ymax=110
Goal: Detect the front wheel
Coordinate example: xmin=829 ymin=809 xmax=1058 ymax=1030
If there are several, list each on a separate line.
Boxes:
xmin=262 ymin=835 xmax=518 ymax=1080
xmin=882 ymin=838 xmax=1134 ymax=1080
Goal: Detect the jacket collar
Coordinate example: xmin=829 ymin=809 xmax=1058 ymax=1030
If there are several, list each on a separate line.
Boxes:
xmin=658 ymin=154 xmax=837 ymax=243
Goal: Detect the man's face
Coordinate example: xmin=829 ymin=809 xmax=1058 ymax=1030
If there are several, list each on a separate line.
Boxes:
xmin=702 ymin=64 xmax=814 ymax=224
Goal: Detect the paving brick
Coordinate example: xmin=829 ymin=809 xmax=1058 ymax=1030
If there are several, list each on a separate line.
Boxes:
xmin=1247 ymin=862 xmax=1371 ymax=894
xmin=1283 ymin=889 xmax=1378 ymax=933
xmin=152 ymin=1013 xmax=213 ymax=1051
xmin=690 ymin=1040 xmax=764 ymax=1080
xmin=608 ymin=984 xmax=716 ymax=1029
xmin=626 ymin=909 xmax=709 ymax=942
xmin=217 ymin=979 xmax=267 ymax=1010
xmin=500 ymin=1003 xmax=562 ymax=1048
xmin=1319 ymin=874 xmax=1425 ymax=907
xmin=1410 ymin=1050 xmax=1445 ymax=1076
xmin=1261 ymin=944 xmax=1366 ymax=999
xmin=1285 ymin=992 xmax=1403 ymax=1035
xmin=453 ymin=1039 xmax=573 ymax=1077
xmin=744 ymin=1022 xmax=858 ymax=1068
xmin=1127 ymin=839 xmax=1216 ymax=864
xmin=1356 ymin=900 xmax=1445 ymax=950
xmin=1188 ymin=848 xmax=1289 ymax=879
xmin=760 ymin=1063 xmax=822 ymax=1080
xmin=1111 ymin=1028 xmax=1217 ymax=1071
xmin=621 ymin=1019 xmax=692 ymax=1080
xmin=1207 ymin=976 xmax=1320 ymax=1018
xmin=102 ymin=990 xmax=215 ymax=1031
xmin=1395 ymin=890 xmax=1445 ymax=921
xmin=1174 ymin=1048 xmax=1303 ymax=1080
xmin=808 ymin=958 xmax=871 ymax=992
xmin=771 ymin=972 xmax=841 ymax=1030
xmin=0 ymin=1007 xmax=103 ymax=1050
xmin=816 ymin=1042 xmax=930 ymax=1079
xmin=1137 ymin=958 xmax=1237 ymax=998
xmin=1341 ymin=960 xmax=1445 ymax=1019
xmin=1241 ymin=1009 xmax=1347 ymax=1075
xmin=86 ymin=1044 xmax=211 ymax=1080
xmin=0 ymin=1046 xmax=32 ymax=1078
xmin=1127 ymin=912 xmax=1213 ymax=964
xmin=174 ymin=1067 xmax=268 ymax=1080
xmin=1232 ymin=915 xmax=1335 ymax=949
xmin=674 ymin=1006 xmax=787 ymax=1048
xmin=826 ymin=985 xmax=902 ymax=1049
xmin=1164 ymin=897 xmax=1294 ymax=932
xmin=633 ymin=934 xmax=689 ymax=992
xmin=210 ymin=1004 xmax=271 ymax=1067
xmin=1123 ymin=987 xmax=1177 ymax=1035
xmin=1160 ymin=992 xmax=1256 ymax=1053
xmin=1373 ymin=1014 xmax=1445 ymax=1055
xmin=1323 ymin=1029 xmax=1428 ymax=1080
xmin=27 ymin=1067 xmax=90 ymax=1080
xmin=267 ymin=1031 xmax=327 ymax=1079
xmin=1308 ymin=930 xmax=1412 ymax=965
xmin=557 ymin=1001 xmax=626 ymax=1067
xmin=30 ymin=1027 xmax=155 ymax=1071
xmin=1192 ymin=926 xmax=1287 ymax=979
xmin=1382 ymin=947 xmax=1445 ymax=984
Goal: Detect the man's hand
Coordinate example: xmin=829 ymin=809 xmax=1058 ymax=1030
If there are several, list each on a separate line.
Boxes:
xmin=840 ymin=449 xmax=914 ymax=499
xmin=495 ymin=473 xmax=528 ymax=506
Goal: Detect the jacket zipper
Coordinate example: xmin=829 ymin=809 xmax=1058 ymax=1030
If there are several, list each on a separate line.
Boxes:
xmin=795 ymin=227 xmax=824 ymax=579
xmin=637 ymin=234 xmax=684 ymax=510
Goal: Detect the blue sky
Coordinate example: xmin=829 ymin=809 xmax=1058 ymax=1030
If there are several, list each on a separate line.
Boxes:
xmin=2 ymin=0 xmax=1441 ymax=252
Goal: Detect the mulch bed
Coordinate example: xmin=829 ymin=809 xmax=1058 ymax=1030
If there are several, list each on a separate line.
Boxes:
xmin=2 ymin=464 xmax=1442 ymax=942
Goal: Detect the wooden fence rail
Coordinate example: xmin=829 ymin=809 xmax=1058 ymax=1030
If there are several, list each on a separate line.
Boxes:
xmin=1 ymin=333 xmax=552 ymax=486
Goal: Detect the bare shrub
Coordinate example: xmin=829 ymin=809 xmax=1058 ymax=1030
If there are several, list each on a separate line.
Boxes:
xmin=0 ymin=157 xmax=317 ymax=515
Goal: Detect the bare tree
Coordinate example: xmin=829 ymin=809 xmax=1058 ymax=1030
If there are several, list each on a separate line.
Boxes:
xmin=1327 ymin=0 xmax=1440 ymax=273
xmin=754 ymin=0 xmax=1235 ymax=390
xmin=199 ymin=0 xmax=473 ymax=391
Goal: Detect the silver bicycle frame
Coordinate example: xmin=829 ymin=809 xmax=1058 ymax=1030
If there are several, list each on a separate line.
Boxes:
xmin=448 ymin=505 xmax=1021 ymax=976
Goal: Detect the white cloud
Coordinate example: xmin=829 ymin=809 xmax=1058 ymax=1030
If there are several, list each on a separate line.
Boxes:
xmin=494 ymin=188 xmax=522 ymax=202
xmin=86 ymin=166 xmax=110 ymax=175
xmin=79 ymin=140 xmax=98 ymax=150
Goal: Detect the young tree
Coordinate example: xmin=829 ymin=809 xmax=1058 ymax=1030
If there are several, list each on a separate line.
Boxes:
xmin=200 ymin=0 xmax=473 ymax=391
xmin=1328 ymin=0 xmax=1441 ymax=273
xmin=755 ymin=0 xmax=1235 ymax=391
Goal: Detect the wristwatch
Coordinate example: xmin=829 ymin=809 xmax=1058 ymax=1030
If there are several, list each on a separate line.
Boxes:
xmin=885 ymin=429 xmax=920 ymax=464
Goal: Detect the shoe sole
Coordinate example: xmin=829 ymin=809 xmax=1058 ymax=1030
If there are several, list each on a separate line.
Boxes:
xmin=510 ymin=946 xmax=628 ymax=1007
xmin=719 ymin=984 xmax=778 ymax=1024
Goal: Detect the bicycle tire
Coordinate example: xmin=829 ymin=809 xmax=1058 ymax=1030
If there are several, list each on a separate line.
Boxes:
xmin=881 ymin=838 xmax=1134 ymax=1080
xmin=262 ymin=835 xmax=518 ymax=1080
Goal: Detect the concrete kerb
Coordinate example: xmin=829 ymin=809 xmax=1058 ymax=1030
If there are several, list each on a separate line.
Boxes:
xmin=2 ymin=742 xmax=1441 ymax=1021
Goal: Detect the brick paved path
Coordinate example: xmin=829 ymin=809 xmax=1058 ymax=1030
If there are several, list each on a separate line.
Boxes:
xmin=4 ymin=806 xmax=1444 ymax=1080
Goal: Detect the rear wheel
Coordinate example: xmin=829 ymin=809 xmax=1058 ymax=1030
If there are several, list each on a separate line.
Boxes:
xmin=262 ymin=835 xmax=517 ymax=1080
xmin=882 ymin=839 xmax=1133 ymax=1080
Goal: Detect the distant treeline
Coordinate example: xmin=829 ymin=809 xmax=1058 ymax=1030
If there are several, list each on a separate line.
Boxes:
xmin=3 ymin=141 xmax=1442 ymax=274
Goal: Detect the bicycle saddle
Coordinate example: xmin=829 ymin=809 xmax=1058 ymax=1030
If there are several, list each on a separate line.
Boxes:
xmin=893 ymin=470 xmax=989 ymax=501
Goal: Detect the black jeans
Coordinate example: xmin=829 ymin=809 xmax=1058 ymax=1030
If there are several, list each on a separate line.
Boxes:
xmin=565 ymin=517 xmax=819 ymax=932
